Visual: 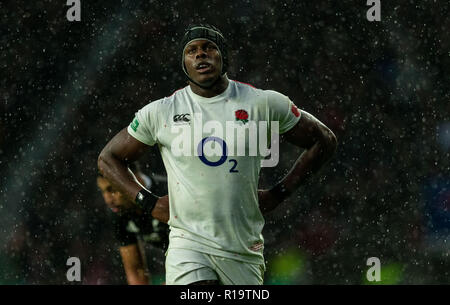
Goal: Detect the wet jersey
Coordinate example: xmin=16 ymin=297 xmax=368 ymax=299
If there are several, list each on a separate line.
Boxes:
xmin=111 ymin=210 xmax=169 ymax=249
xmin=127 ymin=79 xmax=301 ymax=264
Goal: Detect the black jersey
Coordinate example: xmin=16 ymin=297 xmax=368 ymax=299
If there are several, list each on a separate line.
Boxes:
xmin=111 ymin=210 xmax=169 ymax=250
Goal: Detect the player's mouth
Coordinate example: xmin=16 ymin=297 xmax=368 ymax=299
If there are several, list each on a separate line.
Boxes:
xmin=108 ymin=205 xmax=119 ymax=213
xmin=195 ymin=62 xmax=213 ymax=74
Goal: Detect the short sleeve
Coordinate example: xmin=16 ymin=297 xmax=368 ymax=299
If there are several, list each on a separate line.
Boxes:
xmin=111 ymin=214 xmax=137 ymax=246
xmin=265 ymin=90 xmax=301 ymax=134
xmin=127 ymin=101 xmax=159 ymax=146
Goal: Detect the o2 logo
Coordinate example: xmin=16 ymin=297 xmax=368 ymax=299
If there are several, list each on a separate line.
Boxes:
xmin=197 ymin=137 xmax=238 ymax=173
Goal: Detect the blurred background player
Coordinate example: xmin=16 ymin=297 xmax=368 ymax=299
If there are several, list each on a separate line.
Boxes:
xmin=96 ymin=162 xmax=169 ymax=285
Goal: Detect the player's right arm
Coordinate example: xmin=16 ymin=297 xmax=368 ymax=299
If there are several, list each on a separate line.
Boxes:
xmin=119 ymin=243 xmax=150 ymax=285
xmin=98 ymin=128 xmax=149 ymax=202
xmin=98 ymin=128 xmax=169 ymax=223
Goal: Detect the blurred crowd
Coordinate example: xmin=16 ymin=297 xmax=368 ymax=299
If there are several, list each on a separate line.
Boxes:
xmin=1 ymin=1 xmax=449 ymax=284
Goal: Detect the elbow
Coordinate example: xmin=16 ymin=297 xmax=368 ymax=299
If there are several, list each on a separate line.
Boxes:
xmin=328 ymin=129 xmax=338 ymax=153
xmin=321 ymin=128 xmax=338 ymax=159
xmin=97 ymin=147 xmax=110 ymax=175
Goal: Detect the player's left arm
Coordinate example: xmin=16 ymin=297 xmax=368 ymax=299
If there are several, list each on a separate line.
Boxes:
xmin=259 ymin=110 xmax=337 ymax=214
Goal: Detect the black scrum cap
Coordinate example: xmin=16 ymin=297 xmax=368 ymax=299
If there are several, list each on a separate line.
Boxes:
xmin=180 ymin=24 xmax=228 ymax=88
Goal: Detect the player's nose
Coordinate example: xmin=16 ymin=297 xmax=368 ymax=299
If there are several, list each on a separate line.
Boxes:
xmin=195 ymin=49 xmax=207 ymax=59
xmin=103 ymin=193 xmax=114 ymax=204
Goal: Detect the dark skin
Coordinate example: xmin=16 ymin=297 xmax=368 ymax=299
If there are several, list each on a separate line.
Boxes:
xmin=97 ymin=131 xmax=169 ymax=224
xmin=183 ymin=39 xmax=229 ymax=97
xmin=258 ymin=110 xmax=337 ymax=214
xmin=98 ymin=38 xmax=337 ymax=284
xmin=97 ymin=174 xmax=152 ymax=284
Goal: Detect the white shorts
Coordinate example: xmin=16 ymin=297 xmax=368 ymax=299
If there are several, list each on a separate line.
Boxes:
xmin=165 ymin=248 xmax=265 ymax=285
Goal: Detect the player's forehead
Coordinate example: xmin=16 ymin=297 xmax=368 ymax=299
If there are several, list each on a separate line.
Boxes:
xmin=185 ymin=39 xmax=216 ymax=49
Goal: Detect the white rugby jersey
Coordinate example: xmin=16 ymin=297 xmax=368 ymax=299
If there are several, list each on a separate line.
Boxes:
xmin=127 ymin=79 xmax=301 ymax=265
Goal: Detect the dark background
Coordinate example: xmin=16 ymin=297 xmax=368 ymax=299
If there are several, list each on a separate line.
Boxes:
xmin=1 ymin=1 xmax=449 ymax=284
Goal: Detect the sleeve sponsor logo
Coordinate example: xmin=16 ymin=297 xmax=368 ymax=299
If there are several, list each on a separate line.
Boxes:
xmin=130 ymin=117 xmax=140 ymax=132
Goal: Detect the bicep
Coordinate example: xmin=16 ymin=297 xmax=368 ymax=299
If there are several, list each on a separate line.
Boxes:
xmin=282 ymin=110 xmax=332 ymax=149
xmin=103 ymin=128 xmax=150 ymax=164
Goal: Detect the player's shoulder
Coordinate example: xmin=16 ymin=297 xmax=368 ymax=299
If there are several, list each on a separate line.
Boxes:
xmin=231 ymin=80 xmax=291 ymax=107
xmin=109 ymin=210 xmax=131 ymax=227
xmin=139 ymin=86 xmax=189 ymax=113
xmin=231 ymin=80 xmax=287 ymax=99
xmin=231 ymin=79 xmax=262 ymax=95
xmin=164 ymin=85 xmax=190 ymax=104
xmin=263 ymin=89 xmax=290 ymax=102
xmin=230 ymin=79 xmax=266 ymax=104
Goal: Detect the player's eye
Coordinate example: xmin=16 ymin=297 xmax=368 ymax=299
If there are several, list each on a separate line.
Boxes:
xmin=187 ymin=48 xmax=196 ymax=55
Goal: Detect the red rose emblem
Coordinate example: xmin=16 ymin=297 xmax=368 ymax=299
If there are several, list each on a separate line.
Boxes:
xmin=291 ymin=104 xmax=300 ymax=117
xmin=235 ymin=109 xmax=249 ymax=124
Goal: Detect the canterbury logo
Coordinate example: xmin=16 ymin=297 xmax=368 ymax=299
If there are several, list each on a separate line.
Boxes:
xmin=173 ymin=114 xmax=190 ymax=122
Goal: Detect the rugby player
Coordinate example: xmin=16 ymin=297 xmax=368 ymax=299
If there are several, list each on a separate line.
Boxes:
xmin=96 ymin=162 xmax=168 ymax=284
xmin=98 ymin=24 xmax=337 ymax=285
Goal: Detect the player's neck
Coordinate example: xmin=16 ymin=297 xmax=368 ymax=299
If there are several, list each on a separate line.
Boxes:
xmin=189 ymin=76 xmax=229 ymax=98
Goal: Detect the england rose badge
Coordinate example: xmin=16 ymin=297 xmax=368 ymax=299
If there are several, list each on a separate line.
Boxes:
xmin=235 ymin=109 xmax=249 ymax=124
